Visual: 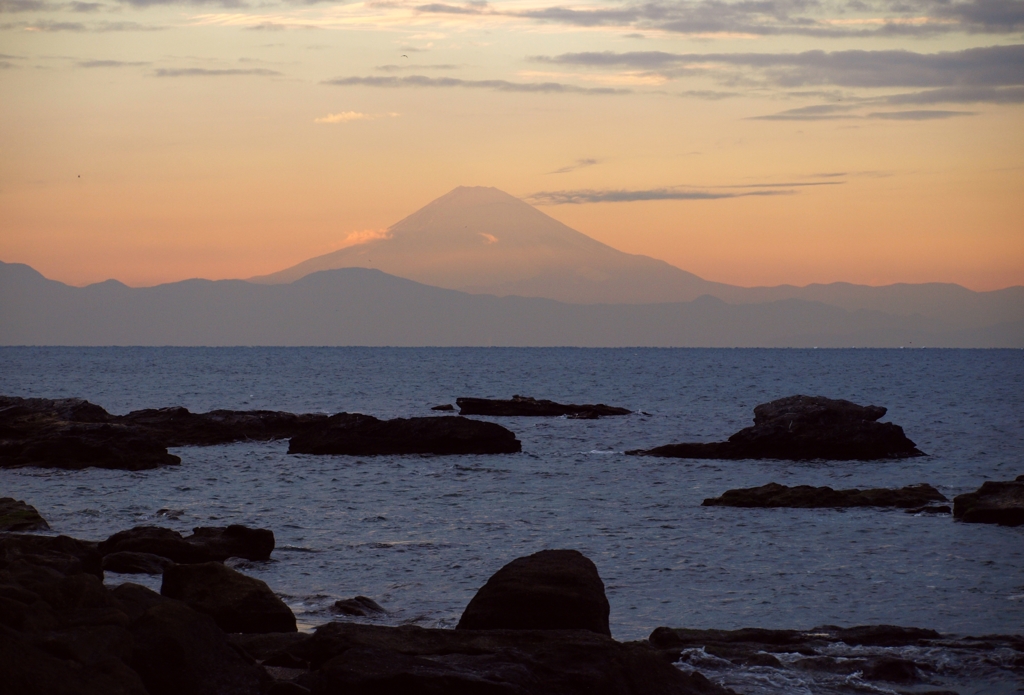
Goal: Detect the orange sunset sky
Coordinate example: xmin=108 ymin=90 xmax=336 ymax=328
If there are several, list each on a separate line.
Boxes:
xmin=1 ymin=0 xmax=1023 ymax=291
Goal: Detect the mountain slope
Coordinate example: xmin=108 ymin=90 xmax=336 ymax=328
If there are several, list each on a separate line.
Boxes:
xmin=249 ymin=186 xmax=730 ymax=303
xmin=3 ymin=262 xmax=1020 ymax=347
xmin=248 ymin=187 xmax=1024 ymax=330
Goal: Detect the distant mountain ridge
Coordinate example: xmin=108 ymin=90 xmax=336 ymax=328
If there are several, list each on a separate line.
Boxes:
xmin=2 ymin=261 xmax=1021 ymax=347
xmin=249 ymin=187 xmax=1024 ymax=330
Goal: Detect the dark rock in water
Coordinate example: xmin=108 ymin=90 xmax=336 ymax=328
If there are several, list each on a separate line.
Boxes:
xmin=187 ymin=525 xmax=276 ymax=562
xmin=103 ymin=551 xmax=176 ymax=575
xmin=431 ymin=404 xmax=455 ymax=411
xmin=0 ymin=395 xmax=180 ymax=471
xmin=129 ymin=598 xmax=271 ymax=695
xmin=953 ymin=475 xmax=1024 ymax=526
xmin=457 ymin=395 xmax=631 ymax=418
xmin=120 ymin=406 xmax=329 ymax=446
xmin=0 ymin=532 xmax=103 ymax=578
xmin=333 ymin=596 xmax=386 ymax=616
xmin=702 ymin=482 xmax=946 ymax=509
xmin=288 ymin=413 xmax=521 ymax=456
xmin=630 ymin=395 xmax=924 ymax=461
xmin=286 ymin=621 xmax=731 ymax=695
xmin=0 ymin=498 xmax=49 ymax=532
xmin=161 ymin=561 xmax=297 ymax=634
xmin=98 ymin=524 xmax=275 ymax=564
xmin=457 ymin=549 xmax=611 ymax=636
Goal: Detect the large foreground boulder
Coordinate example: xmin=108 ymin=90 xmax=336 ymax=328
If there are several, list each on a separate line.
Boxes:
xmin=953 ymin=475 xmax=1024 ymax=526
xmin=702 ymin=482 xmax=946 ymax=509
xmin=456 ymin=396 xmax=631 ymax=418
xmin=630 ymin=395 xmax=923 ymax=461
xmin=457 ymin=549 xmax=611 ymax=636
xmin=0 ymin=498 xmax=49 ymax=532
xmin=284 ymin=622 xmax=732 ymax=695
xmin=161 ymin=561 xmax=297 ymax=633
xmin=98 ymin=524 xmax=275 ymax=564
xmin=0 ymin=531 xmax=267 ymax=695
xmin=289 ymin=413 xmax=522 ymax=455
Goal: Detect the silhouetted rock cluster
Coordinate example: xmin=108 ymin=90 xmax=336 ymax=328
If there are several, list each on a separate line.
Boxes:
xmin=1 ymin=395 xmax=524 ymax=470
xmin=954 ymin=475 xmax=1024 ymax=526
xmin=289 ymin=413 xmax=522 ymax=455
xmin=457 ymin=395 xmax=631 ymax=418
xmin=702 ymin=482 xmax=947 ymax=509
xmin=630 ymin=395 xmax=924 ymax=460
xmin=0 ymin=497 xmax=50 ymax=532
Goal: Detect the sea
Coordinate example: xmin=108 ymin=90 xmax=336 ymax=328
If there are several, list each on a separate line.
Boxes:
xmin=2 ymin=347 xmax=1022 ymax=694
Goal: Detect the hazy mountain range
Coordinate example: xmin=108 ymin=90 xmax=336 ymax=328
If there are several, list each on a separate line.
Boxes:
xmin=2 ymin=186 xmax=1022 ymax=347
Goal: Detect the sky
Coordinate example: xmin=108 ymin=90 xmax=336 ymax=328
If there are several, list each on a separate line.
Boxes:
xmin=1 ymin=0 xmax=1022 ymax=290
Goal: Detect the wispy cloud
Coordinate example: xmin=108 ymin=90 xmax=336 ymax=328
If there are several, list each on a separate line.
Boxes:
xmin=753 ymin=104 xmax=975 ymax=120
xmin=78 ymin=59 xmax=150 ymax=67
xmin=314 ymin=110 xmax=399 ymax=123
xmin=153 ymin=67 xmax=281 ymax=76
xmin=375 ymin=63 xmax=461 ymax=72
xmin=323 ymin=74 xmax=631 ymax=95
xmin=549 ymin=157 xmax=600 ymax=174
xmin=527 ymin=187 xmax=794 ymax=204
xmin=6 ymin=18 xmax=164 ymax=30
xmin=866 ymin=109 xmax=974 ymax=120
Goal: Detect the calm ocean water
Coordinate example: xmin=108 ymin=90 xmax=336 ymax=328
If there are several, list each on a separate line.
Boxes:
xmin=2 ymin=347 xmax=1022 ymax=691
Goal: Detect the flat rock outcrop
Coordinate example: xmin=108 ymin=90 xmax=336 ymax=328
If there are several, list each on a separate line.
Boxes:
xmin=630 ymin=395 xmax=924 ymax=461
xmin=953 ymin=475 xmax=1024 ymax=526
xmin=0 ymin=532 xmax=103 ymax=577
xmin=119 ymin=406 xmax=329 ymax=446
xmin=0 ymin=396 xmax=180 ymax=471
xmin=98 ymin=524 xmax=275 ymax=564
xmin=0 ymin=497 xmax=50 ymax=531
xmin=702 ymin=482 xmax=946 ymax=509
xmin=457 ymin=549 xmax=611 ymax=636
xmin=288 ymin=413 xmax=522 ymax=455
xmin=457 ymin=395 xmax=631 ymax=418
xmin=282 ymin=621 xmax=733 ymax=695
xmin=161 ymin=561 xmax=297 ymax=634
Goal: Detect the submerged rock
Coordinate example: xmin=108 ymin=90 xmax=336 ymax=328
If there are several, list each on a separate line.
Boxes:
xmin=98 ymin=524 xmax=275 ymax=564
xmin=333 ymin=596 xmax=386 ymax=617
xmin=630 ymin=395 xmax=924 ymax=461
xmin=285 ymin=622 xmax=730 ymax=695
xmin=288 ymin=413 xmax=521 ymax=456
xmin=0 ymin=498 xmax=50 ymax=532
xmin=953 ymin=475 xmax=1024 ymax=526
xmin=457 ymin=549 xmax=611 ymax=636
xmin=702 ymin=482 xmax=946 ymax=509
xmin=161 ymin=561 xmax=297 ymax=634
xmin=457 ymin=395 xmax=631 ymax=418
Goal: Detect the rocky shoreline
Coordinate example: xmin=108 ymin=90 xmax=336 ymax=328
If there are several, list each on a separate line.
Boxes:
xmin=3 ymin=525 xmax=1020 ymax=694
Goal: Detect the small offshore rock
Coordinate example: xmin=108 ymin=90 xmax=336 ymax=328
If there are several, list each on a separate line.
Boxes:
xmin=0 ymin=497 xmax=50 ymax=531
xmin=161 ymin=561 xmax=297 ymax=634
xmin=457 ymin=395 xmax=631 ymax=418
xmin=430 ymin=404 xmax=455 ymax=411
xmin=953 ymin=475 xmax=1024 ymax=527
xmin=120 ymin=406 xmax=329 ymax=446
xmin=103 ymin=551 xmax=176 ymax=574
xmin=333 ymin=596 xmax=386 ymax=616
xmin=702 ymin=482 xmax=946 ymax=509
xmin=288 ymin=413 xmax=521 ymax=455
xmin=631 ymin=395 xmax=924 ymax=461
xmin=457 ymin=549 xmax=611 ymax=636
